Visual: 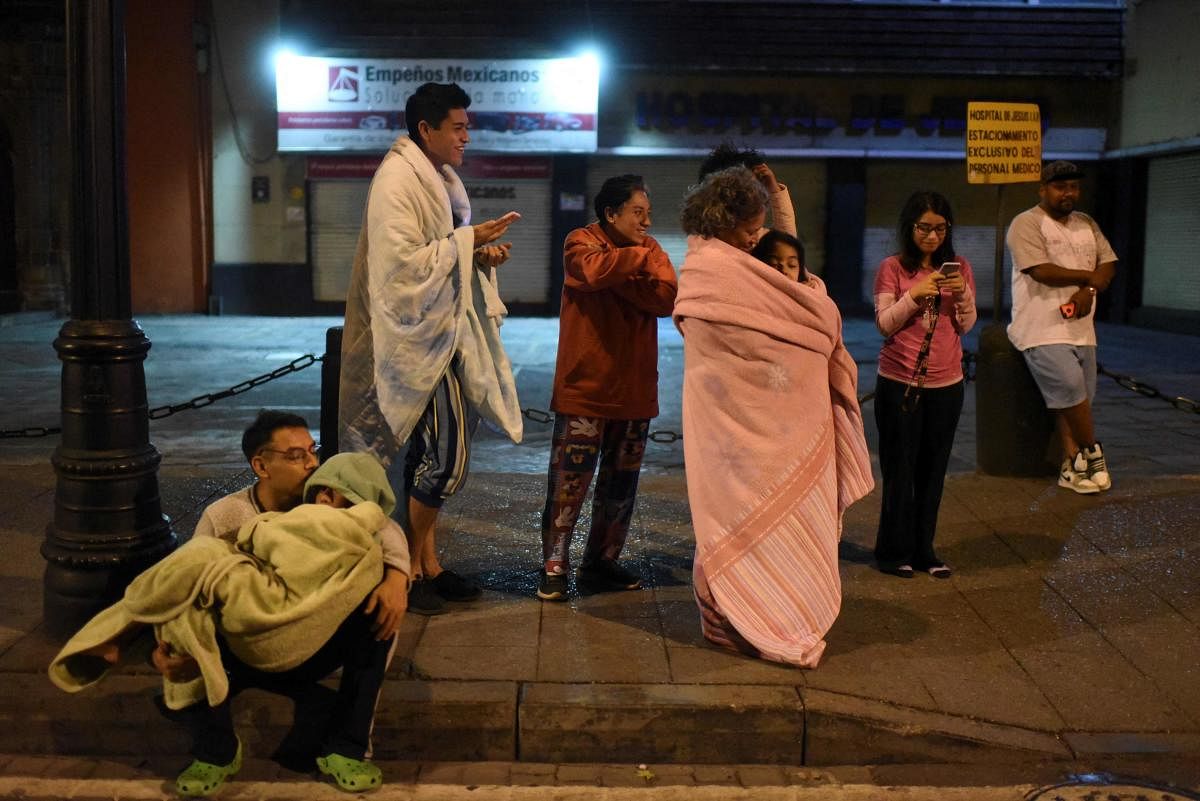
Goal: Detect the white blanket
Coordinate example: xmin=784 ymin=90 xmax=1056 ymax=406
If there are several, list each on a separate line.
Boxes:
xmin=339 ymin=135 xmax=522 ymax=461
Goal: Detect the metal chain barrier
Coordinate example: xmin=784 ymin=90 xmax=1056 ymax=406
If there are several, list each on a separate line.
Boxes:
xmin=1 ymin=425 xmax=62 ymax=439
xmin=520 ymin=408 xmax=552 ymax=425
xmin=1098 ymin=363 xmax=1200 ymax=415
xmin=148 ymin=354 xmax=322 ymax=420
xmin=521 ymin=407 xmax=682 ymax=444
xmin=12 ymin=349 xmax=1193 ymax=440
xmin=1 ymin=354 xmax=324 ymax=438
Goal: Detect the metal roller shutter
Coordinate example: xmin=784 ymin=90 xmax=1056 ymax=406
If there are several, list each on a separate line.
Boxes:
xmin=1143 ymin=153 xmax=1200 ymax=311
xmin=311 ymin=180 xmax=369 ymax=302
xmin=463 ymin=177 xmax=551 ymax=305
xmin=308 ymin=171 xmax=553 ymax=305
xmin=586 ymin=157 xmax=697 ymax=269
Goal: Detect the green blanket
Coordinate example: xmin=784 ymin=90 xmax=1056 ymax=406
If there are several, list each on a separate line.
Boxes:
xmin=49 ymin=501 xmax=385 ymax=709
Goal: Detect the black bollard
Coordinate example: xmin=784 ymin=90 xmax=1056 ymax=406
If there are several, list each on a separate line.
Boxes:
xmin=975 ymin=323 xmax=1056 ymax=476
xmin=319 ymin=326 xmax=343 ymax=461
xmin=44 ymin=321 xmax=175 ymax=635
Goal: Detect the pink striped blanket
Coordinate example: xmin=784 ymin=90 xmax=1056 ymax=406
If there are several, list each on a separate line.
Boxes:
xmin=673 ymin=235 xmax=874 ymax=667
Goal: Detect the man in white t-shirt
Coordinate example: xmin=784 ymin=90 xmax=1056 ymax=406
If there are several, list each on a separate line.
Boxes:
xmin=194 ymin=409 xmax=411 ymax=603
xmin=1006 ymin=160 xmax=1117 ymax=494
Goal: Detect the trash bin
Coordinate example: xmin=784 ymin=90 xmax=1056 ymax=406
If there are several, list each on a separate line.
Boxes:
xmin=975 ymin=322 xmax=1057 ymax=476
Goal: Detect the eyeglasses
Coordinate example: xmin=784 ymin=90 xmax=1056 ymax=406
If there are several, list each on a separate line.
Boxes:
xmin=258 ymin=443 xmax=319 ymax=463
xmin=914 ymin=223 xmax=950 ymax=237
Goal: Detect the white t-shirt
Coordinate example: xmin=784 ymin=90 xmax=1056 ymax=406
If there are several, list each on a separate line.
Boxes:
xmin=193 ymin=486 xmax=262 ymax=540
xmin=1006 ymin=205 xmax=1117 ymax=351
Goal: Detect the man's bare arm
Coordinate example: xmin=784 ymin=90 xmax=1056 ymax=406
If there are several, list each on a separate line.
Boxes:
xmin=1024 ymin=260 xmax=1114 ymax=291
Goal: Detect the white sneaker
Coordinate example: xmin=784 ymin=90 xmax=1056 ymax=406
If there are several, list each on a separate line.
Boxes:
xmin=1079 ymin=442 xmax=1112 ymax=491
xmin=1058 ymin=458 xmax=1100 ymax=495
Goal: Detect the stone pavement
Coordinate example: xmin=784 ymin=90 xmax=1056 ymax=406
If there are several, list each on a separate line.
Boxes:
xmin=0 ymin=313 xmax=1198 ymax=793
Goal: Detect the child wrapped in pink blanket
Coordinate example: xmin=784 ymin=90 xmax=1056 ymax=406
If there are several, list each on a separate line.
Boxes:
xmin=674 ymin=233 xmax=874 ymax=667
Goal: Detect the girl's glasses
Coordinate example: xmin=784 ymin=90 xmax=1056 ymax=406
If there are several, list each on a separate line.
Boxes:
xmin=914 ymin=223 xmax=950 ymax=237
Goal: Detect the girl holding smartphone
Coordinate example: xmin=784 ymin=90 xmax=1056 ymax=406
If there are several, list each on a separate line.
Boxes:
xmin=871 ymin=191 xmax=977 ymax=579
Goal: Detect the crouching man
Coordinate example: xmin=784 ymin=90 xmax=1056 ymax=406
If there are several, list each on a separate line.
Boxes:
xmin=50 ymin=439 xmax=409 ymax=797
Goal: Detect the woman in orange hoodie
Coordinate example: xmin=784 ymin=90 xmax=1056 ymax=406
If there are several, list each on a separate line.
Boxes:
xmin=537 ymin=175 xmax=678 ymax=601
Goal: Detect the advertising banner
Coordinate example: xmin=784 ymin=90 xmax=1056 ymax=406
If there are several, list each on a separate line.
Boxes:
xmin=966 ymin=102 xmax=1042 ymax=184
xmin=277 ymin=55 xmax=599 ymax=153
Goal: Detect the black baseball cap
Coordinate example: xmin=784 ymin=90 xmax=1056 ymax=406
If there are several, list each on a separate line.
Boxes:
xmin=1041 ymin=160 xmax=1084 ymax=184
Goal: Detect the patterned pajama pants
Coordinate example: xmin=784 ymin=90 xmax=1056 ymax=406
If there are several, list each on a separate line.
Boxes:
xmin=540 ymin=414 xmax=650 ymax=573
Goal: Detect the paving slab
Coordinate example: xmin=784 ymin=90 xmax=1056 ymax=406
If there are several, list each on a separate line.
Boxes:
xmin=536 ymin=607 xmax=671 ymax=683
xmin=1009 ymin=632 xmax=1194 ymax=731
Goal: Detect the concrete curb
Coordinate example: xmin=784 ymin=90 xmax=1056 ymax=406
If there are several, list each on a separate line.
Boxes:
xmin=519 ymin=683 xmax=805 ymax=764
xmin=8 ymin=671 xmax=1198 ymax=767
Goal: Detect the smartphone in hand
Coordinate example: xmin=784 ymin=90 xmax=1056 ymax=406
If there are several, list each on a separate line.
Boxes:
xmin=938 ymin=262 xmax=961 ymax=275
xmin=498 ymin=211 xmax=522 ymax=225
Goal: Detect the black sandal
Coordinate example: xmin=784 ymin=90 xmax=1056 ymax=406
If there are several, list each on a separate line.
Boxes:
xmin=926 ymin=563 xmax=952 ymax=579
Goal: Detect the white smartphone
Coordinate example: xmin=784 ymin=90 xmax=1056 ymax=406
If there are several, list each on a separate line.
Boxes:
xmin=939 ymin=261 xmax=961 ymax=275
xmin=498 ymin=211 xmax=522 ymax=225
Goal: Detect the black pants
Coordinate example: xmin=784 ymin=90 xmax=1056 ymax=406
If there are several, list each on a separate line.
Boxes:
xmin=181 ymin=601 xmax=393 ymax=765
xmin=873 ymin=376 xmax=964 ymax=569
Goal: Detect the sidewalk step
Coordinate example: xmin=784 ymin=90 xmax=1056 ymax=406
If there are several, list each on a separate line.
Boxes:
xmin=519 ymin=683 xmax=805 ymax=764
xmin=3 ymin=673 xmax=517 ymax=762
xmin=4 ymin=670 xmax=1089 ymax=767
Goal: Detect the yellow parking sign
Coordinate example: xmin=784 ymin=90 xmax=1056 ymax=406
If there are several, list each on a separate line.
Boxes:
xmin=966 ymin=102 xmax=1042 ymax=184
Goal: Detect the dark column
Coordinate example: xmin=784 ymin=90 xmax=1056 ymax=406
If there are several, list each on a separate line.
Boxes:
xmin=548 ymin=155 xmax=589 ymax=314
xmin=320 ymin=325 xmax=343 ymax=460
xmin=974 ymin=323 xmax=1056 ymax=476
xmin=1095 ymin=156 xmax=1147 ymax=324
xmin=0 ymin=122 xmax=15 ymax=313
xmin=823 ymin=158 xmax=868 ymax=314
xmin=42 ymin=0 xmax=175 ymax=639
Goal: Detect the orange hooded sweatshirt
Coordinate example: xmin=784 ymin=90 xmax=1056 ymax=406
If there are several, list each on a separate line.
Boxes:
xmin=550 ymin=223 xmax=678 ymax=420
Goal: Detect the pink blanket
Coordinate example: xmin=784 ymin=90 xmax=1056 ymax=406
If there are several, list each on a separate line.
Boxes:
xmin=674 ymin=235 xmax=874 ymax=667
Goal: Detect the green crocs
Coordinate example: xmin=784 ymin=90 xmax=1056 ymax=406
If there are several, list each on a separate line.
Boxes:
xmin=316 ymin=752 xmax=383 ymax=792
xmin=176 ymin=738 xmax=242 ymax=797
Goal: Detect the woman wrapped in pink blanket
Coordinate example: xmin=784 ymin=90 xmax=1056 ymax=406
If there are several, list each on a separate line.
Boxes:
xmin=673 ymin=167 xmax=874 ymax=667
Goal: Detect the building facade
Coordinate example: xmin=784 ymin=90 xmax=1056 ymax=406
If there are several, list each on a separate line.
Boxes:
xmin=4 ymin=0 xmax=1198 ymax=333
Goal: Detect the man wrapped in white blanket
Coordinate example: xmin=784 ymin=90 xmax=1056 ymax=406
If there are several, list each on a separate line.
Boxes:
xmin=339 ymin=82 xmax=523 ymax=616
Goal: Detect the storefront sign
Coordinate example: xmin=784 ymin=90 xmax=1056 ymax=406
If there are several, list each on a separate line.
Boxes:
xmin=966 ymin=102 xmax=1042 ymax=183
xmin=278 ymin=55 xmax=598 ymax=153
xmin=306 ymin=155 xmax=551 ymax=181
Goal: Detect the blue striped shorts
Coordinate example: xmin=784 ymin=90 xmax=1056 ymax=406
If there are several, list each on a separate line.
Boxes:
xmin=404 ymin=363 xmax=478 ymax=507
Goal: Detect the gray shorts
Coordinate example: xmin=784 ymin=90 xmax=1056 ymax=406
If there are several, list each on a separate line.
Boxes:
xmin=1022 ymin=344 xmax=1097 ymax=409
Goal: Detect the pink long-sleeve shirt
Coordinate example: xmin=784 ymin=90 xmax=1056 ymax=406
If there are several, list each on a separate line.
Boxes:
xmin=873 ymin=255 xmax=978 ymax=388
